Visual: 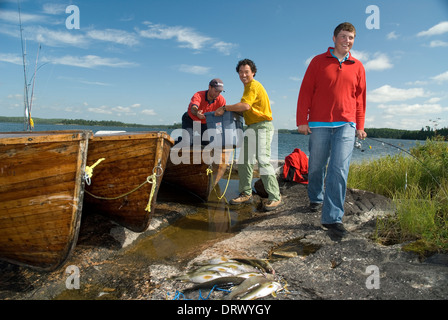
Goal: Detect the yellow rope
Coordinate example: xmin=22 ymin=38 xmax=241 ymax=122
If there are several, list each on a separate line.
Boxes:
xmin=85 ymin=174 xmax=157 ymax=212
xmin=145 ymin=174 xmax=157 ymax=212
xmin=85 ymin=158 xmax=106 ymax=179
xmin=208 ymin=149 xmax=235 ymax=201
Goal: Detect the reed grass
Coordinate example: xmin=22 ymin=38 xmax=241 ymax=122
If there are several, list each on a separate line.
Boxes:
xmin=347 ymin=137 xmax=448 ymax=253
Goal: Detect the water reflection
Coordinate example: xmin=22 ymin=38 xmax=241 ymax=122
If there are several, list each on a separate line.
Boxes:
xmin=128 ymin=179 xmax=256 ymax=262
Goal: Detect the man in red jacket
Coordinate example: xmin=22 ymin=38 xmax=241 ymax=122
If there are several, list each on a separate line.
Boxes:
xmin=180 ymin=78 xmax=226 ymax=145
xmin=296 ymin=22 xmax=367 ymax=237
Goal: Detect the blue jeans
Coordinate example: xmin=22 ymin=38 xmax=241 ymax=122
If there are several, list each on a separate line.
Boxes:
xmin=307 ymin=124 xmax=356 ymax=224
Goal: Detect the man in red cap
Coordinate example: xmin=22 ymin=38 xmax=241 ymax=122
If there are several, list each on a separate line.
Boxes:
xmin=180 ymin=78 xmax=226 ymax=145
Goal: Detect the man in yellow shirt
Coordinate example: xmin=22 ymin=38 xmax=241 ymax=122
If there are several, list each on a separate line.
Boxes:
xmin=214 ymin=59 xmax=281 ymax=211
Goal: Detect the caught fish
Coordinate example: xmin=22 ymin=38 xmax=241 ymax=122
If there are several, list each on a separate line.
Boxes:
xmin=236 ymin=272 xmax=264 ymax=279
xmin=226 ymin=275 xmax=276 ymax=300
xmin=193 ymin=257 xmax=236 ymax=266
xmin=232 ymin=258 xmax=275 ymax=274
xmin=188 ymin=276 xmax=247 ymax=291
xmin=239 ymin=281 xmax=283 ymax=300
xmin=172 ymin=270 xmax=232 ymax=284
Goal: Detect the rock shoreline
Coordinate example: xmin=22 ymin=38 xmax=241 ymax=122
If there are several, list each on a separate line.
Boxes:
xmin=1 ymin=162 xmax=447 ymax=301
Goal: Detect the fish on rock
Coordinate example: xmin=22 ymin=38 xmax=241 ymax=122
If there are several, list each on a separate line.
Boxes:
xmin=226 ymin=275 xmax=275 ymax=300
xmin=239 ymin=281 xmax=283 ymax=300
xmin=172 ymin=270 xmax=232 ymax=284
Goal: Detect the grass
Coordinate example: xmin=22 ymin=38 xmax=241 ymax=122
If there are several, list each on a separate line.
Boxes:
xmin=347 ymin=137 xmax=448 ymax=255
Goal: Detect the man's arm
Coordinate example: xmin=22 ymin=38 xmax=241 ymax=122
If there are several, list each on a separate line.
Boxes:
xmin=214 ymin=102 xmax=250 ymax=116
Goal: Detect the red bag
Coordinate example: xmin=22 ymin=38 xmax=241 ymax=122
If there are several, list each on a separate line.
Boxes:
xmin=283 ymin=148 xmax=309 ymax=184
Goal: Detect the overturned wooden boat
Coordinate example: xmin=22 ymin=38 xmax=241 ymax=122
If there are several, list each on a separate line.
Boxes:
xmin=163 ymin=146 xmax=234 ymax=201
xmin=83 ymin=131 xmax=174 ymax=232
xmin=0 ymin=130 xmax=91 ymax=271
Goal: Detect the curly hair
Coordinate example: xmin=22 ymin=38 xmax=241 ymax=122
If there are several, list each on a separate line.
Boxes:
xmin=236 ymin=59 xmax=257 ymax=76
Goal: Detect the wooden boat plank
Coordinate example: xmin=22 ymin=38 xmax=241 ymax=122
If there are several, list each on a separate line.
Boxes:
xmin=163 ymin=148 xmax=234 ymax=201
xmin=84 ymin=131 xmax=174 ymax=232
xmin=0 ymin=130 xmax=91 ymax=271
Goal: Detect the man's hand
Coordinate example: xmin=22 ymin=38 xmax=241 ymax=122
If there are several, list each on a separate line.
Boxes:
xmin=298 ymin=124 xmax=312 ymax=135
xmin=356 ymin=130 xmax=367 ymax=140
xmin=214 ymin=106 xmax=225 ymax=116
xmin=196 ymin=110 xmax=205 ymax=120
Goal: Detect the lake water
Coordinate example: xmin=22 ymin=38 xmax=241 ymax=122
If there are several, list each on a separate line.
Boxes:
xmin=0 ymin=122 xmax=421 ymax=163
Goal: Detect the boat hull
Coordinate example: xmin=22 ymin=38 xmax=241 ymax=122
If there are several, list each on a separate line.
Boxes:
xmin=83 ymin=131 xmax=174 ymax=232
xmin=163 ymin=147 xmax=234 ymax=201
xmin=0 ymin=130 xmax=91 ymax=271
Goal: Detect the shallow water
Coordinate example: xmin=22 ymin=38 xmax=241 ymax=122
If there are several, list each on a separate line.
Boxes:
xmin=127 ymin=179 xmax=257 ymax=263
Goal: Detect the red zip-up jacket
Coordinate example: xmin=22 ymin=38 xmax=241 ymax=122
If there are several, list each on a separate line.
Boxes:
xmin=296 ymin=47 xmax=366 ymax=130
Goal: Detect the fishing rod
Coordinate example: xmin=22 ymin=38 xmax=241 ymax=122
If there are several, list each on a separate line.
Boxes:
xmin=17 ymin=0 xmax=45 ymax=131
xmin=357 ymin=136 xmax=447 ymax=199
xmin=18 ymin=0 xmax=31 ymax=131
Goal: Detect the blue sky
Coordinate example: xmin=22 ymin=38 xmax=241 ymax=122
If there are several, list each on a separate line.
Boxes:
xmin=0 ymin=0 xmax=447 ymax=130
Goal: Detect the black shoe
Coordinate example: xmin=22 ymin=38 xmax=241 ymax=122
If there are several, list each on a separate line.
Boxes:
xmin=322 ymin=223 xmax=348 ymax=237
xmin=309 ymin=202 xmax=322 ymax=212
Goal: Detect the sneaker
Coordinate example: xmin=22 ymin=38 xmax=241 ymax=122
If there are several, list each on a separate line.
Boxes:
xmin=309 ymin=202 xmax=322 ymax=212
xmin=264 ymin=196 xmax=282 ymax=211
xmin=322 ymin=223 xmax=348 ymax=237
xmin=229 ymin=193 xmax=253 ymax=205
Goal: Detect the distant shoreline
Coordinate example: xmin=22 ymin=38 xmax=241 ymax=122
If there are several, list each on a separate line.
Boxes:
xmin=1 ymin=116 xmax=446 ymax=140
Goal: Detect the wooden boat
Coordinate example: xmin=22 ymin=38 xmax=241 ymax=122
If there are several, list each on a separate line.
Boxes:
xmin=0 ymin=130 xmax=91 ymax=271
xmin=162 ymin=146 xmax=235 ymax=201
xmin=83 ymin=131 xmax=174 ymax=232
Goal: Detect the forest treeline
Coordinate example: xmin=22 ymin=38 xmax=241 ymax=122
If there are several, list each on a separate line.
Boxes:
xmin=0 ymin=116 xmax=181 ymax=129
xmin=1 ymin=116 xmax=446 ymax=140
xmin=281 ymin=126 xmax=448 ymax=140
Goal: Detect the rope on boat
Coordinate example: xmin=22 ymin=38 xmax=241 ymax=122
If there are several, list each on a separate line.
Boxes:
xmin=84 ymin=158 xmax=163 ymax=212
xmin=207 ymin=149 xmax=236 ymax=201
xmin=84 ymin=158 xmax=106 ymax=185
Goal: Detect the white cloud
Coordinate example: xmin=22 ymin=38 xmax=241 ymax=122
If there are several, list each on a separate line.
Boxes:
xmin=0 ymin=53 xmax=22 ymax=65
xmin=387 ymin=31 xmax=399 ymax=40
xmin=88 ymin=104 xmax=144 ymax=116
xmin=432 ymin=70 xmax=448 ymax=83
xmin=46 ymin=55 xmax=137 ymax=69
xmin=378 ymin=103 xmax=446 ymax=116
xmin=177 ymin=64 xmax=210 ymax=75
xmin=88 ymin=106 xmax=112 ymax=115
xmin=42 ymin=3 xmax=66 ymax=15
xmin=138 ymin=21 xmax=236 ymax=54
xmin=429 ymin=40 xmax=448 ymax=47
xmin=427 ymin=97 xmax=441 ymax=104
xmin=368 ymin=85 xmax=428 ymax=103
xmin=351 ymin=50 xmax=393 ymax=71
xmin=417 ymin=21 xmax=448 ymax=37
xmin=364 ymin=53 xmax=393 ymax=71
xmin=212 ymin=41 xmax=236 ymax=56
xmin=139 ymin=22 xmax=211 ymax=50
xmin=141 ymin=109 xmax=157 ymax=116
xmin=87 ymin=29 xmax=139 ymax=46
xmin=0 ymin=10 xmax=44 ymax=24
xmin=112 ymin=106 xmax=134 ymax=114
xmin=34 ymin=26 xmax=88 ymax=47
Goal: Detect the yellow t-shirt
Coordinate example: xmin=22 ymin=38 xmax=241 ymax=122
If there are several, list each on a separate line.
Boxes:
xmin=240 ymin=79 xmax=273 ymax=126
